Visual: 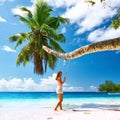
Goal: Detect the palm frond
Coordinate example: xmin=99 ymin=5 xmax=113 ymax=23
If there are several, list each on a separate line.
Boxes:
xmin=47 ymin=53 xmax=57 ymax=69
xmin=41 ymin=23 xmax=66 ymax=43
xmin=49 ymin=39 xmax=65 ymax=53
xmin=8 ymin=34 xmax=21 ymax=42
xmin=56 ymin=34 xmax=66 ymax=43
xmin=57 ymin=16 xmax=69 ymax=24
xmin=48 ymin=16 xmax=69 ymax=30
xmin=16 ymin=42 xmax=33 ymax=66
xmin=8 ymin=32 xmax=31 ymax=49
xmin=15 ymin=15 xmax=32 ymax=28
xmin=19 ymin=7 xmax=32 ymax=18
xmin=34 ymin=0 xmax=53 ymax=26
xmin=15 ymin=12 xmax=38 ymax=29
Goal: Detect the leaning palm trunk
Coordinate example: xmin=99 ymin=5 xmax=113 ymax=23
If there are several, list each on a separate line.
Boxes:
xmin=43 ymin=37 xmax=120 ymax=60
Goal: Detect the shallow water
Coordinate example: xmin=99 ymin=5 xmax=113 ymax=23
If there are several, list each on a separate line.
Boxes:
xmin=0 ymin=92 xmax=120 ymax=109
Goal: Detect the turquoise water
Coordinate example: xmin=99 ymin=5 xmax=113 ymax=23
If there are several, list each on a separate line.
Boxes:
xmin=0 ymin=92 xmax=120 ymax=109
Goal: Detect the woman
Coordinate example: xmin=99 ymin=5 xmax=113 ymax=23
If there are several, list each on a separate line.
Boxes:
xmin=54 ymin=71 xmax=66 ymax=111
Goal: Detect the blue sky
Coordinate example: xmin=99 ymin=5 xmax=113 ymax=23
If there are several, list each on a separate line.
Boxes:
xmin=0 ymin=0 xmax=120 ymax=92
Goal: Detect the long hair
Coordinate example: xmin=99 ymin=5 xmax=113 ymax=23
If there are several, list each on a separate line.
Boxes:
xmin=56 ymin=71 xmax=62 ymax=80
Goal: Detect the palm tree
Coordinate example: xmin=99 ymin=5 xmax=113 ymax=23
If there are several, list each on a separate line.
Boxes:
xmin=8 ymin=0 xmax=69 ymax=75
xmin=42 ymin=37 xmax=120 ymax=60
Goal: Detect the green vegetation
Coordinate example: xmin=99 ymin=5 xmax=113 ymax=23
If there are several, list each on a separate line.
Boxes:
xmin=111 ymin=12 xmax=120 ymax=30
xmin=98 ymin=80 xmax=120 ymax=92
xmin=8 ymin=0 xmax=69 ymax=75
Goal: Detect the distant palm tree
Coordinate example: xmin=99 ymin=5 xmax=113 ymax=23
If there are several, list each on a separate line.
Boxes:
xmin=43 ymin=37 xmax=120 ymax=59
xmin=8 ymin=0 xmax=69 ymax=75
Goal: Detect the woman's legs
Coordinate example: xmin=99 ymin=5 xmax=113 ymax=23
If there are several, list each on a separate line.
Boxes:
xmin=59 ymin=94 xmax=63 ymax=110
xmin=54 ymin=93 xmax=63 ymax=110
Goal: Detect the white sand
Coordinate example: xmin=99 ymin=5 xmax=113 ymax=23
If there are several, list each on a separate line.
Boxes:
xmin=0 ymin=107 xmax=120 ymax=120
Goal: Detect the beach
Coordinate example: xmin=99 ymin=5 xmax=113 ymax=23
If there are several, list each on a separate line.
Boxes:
xmin=0 ymin=107 xmax=120 ymax=120
xmin=0 ymin=92 xmax=120 ymax=120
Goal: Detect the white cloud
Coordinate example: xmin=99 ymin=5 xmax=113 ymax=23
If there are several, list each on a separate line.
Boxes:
xmin=2 ymin=46 xmax=16 ymax=52
xmin=0 ymin=73 xmax=57 ymax=92
xmin=88 ymin=27 xmax=120 ymax=42
xmin=89 ymin=85 xmax=97 ymax=91
xmin=0 ymin=77 xmax=52 ymax=92
xmin=47 ymin=0 xmax=120 ymax=35
xmin=64 ymin=86 xmax=84 ymax=92
xmin=75 ymin=3 xmax=116 ymax=34
xmin=62 ymin=1 xmax=88 ymax=23
xmin=46 ymin=0 xmax=77 ymax=8
xmin=0 ymin=78 xmax=23 ymax=91
xmin=0 ymin=73 xmax=85 ymax=92
xmin=72 ymin=1 xmax=116 ymax=34
xmin=30 ymin=0 xmax=77 ymax=8
xmin=0 ymin=16 xmax=6 ymax=22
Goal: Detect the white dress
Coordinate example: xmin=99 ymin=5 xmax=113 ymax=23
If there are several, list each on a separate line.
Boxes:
xmin=56 ymin=81 xmax=63 ymax=94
